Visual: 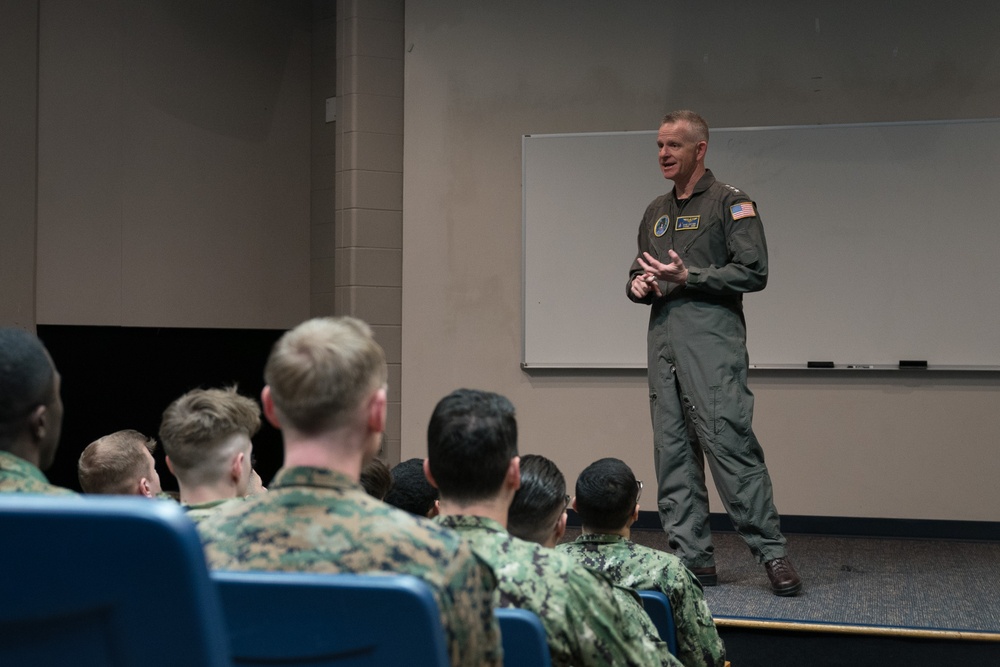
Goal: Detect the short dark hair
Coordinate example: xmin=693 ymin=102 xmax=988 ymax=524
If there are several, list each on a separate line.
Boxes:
xmin=426 ymin=389 xmax=517 ymax=503
xmin=0 ymin=328 xmax=56 ymax=450
xmin=360 ymin=456 xmax=392 ymax=500
xmin=574 ymin=457 xmax=640 ymax=532
xmin=385 ymin=458 xmax=438 ymax=517
xmin=507 ymin=454 xmax=566 ymax=544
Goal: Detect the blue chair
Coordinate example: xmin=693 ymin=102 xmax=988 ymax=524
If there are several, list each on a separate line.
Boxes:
xmin=0 ymin=495 xmax=231 ymax=667
xmin=212 ymin=570 xmax=450 ymax=666
xmin=638 ymin=589 xmax=678 ymax=656
xmin=495 ymin=607 xmax=551 ymax=667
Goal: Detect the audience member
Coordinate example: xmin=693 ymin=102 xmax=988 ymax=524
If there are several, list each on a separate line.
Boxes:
xmin=506 ymin=453 xmax=570 ymax=546
xmin=385 ymin=457 xmax=439 ymax=518
xmin=509 ymin=453 xmax=676 ymax=661
xmin=78 ymin=429 xmax=162 ymax=497
xmin=360 ymin=455 xmax=392 ymax=500
xmin=558 ymin=457 xmax=727 ymax=667
xmin=426 ymin=388 xmax=681 ymax=667
xmin=197 ymin=317 xmax=502 ymax=667
xmin=159 ymin=386 xmax=260 ymax=523
xmin=0 ymin=328 xmax=72 ymax=495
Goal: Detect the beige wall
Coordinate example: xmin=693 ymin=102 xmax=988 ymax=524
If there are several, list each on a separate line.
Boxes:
xmin=332 ymin=0 xmax=404 ymax=461
xmin=401 ymin=1 xmax=1000 ymax=521
xmin=0 ymin=0 xmax=39 ymax=330
xmin=34 ymin=0 xmax=311 ymax=329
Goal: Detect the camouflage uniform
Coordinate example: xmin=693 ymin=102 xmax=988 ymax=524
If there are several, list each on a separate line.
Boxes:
xmin=437 ymin=514 xmax=682 ymax=667
xmin=0 ymin=451 xmax=75 ymax=495
xmin=198 ymin=466 xmax=502 ymax=667
xmin=559 ymin=533 xmax=726 ymax=667
xmin=184 ymin=497 xmax=237 ymax=526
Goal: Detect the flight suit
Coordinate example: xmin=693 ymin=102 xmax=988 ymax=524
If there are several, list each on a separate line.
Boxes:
xmin=627 ymin=169 xmax=786 ymax=568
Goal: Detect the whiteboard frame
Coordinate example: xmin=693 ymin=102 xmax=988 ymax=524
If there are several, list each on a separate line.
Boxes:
xmin=522 ymin=119 xmax=1000 ymax=371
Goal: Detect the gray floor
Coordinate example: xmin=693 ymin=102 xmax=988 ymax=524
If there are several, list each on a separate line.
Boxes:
xmin=561 ymin=528 xmax=1000 ymax=634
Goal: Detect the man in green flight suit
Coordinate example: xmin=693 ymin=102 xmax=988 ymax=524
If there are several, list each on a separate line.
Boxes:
xmin=628 ymin=110 xmax=801 ymax=596
xmin=426 ymin=388 xmax=681 ymax=667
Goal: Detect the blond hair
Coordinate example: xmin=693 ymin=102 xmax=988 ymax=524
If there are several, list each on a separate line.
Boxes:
xmin=264 ymin=317 xmax=387 ymax=434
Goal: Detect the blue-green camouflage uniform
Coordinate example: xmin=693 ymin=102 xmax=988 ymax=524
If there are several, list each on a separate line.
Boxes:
xmin=437 ymin=514 xmax=681 ymax=667
xmin=628 ymin=169 xmax=787 ymax=569
xmin=559 ymin=533 xmax=726 ymax=667
xmin=0 ymin=451 xmax=75 ymax=495
xmin=198 ymin=467 xmax=503 ymax=667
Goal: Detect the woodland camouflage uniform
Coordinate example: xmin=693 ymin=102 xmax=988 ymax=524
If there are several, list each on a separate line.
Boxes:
xmin=198 ymin=466 xmax=503 ymax=667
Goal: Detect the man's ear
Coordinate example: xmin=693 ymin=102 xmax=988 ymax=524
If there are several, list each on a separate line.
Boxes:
xmin=165 ymin=455 xmax=176 ymax=476
xmin=138 ymin=477 xmax=153 ymax=498
xmin=367 ymin=387 xmax=387 ymax=434
xmin=572 ymin=497 xmax=580 ymax=513
xmin=696 ymin=140 xmax=708 ymax=161
xmin=27 ymin=404 xmax=48 ymax=443
xmin=261 ymin=386 xmax=282 ymax=428
xmin=505 ymin=456 xmax=521 ymax=492
xmin=552 ymin=510 xmax=568 ymax=545
xmin=230 ymin=451 xmax=245 ymax=485
xmin=422 ymin=458 xmax=438 ymax=489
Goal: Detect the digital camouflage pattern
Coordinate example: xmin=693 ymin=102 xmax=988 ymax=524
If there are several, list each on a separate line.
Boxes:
xmin=198 ymin=466 xmax=502 ymax=667
xmin=0 ymin=451 xmax=75 ymax=495
xmin=559 ymin=533 xmax=726 ymax=667
xmin=183 ymin=497 xmax=237 ymax=526
xmin=437 ymin=514 xmax=682 ymax=667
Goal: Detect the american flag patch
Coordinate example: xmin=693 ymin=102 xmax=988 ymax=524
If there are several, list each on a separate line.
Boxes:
xmin=730 ymin=202 xmax=756 ymax=220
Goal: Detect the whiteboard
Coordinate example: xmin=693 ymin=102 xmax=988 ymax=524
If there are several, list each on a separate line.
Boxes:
xmin=522 ymin=120 xmax=1000 ymax=369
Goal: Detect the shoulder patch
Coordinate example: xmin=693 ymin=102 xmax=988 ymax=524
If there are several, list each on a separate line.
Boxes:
xmin=730 ymin=202 xmax=756 ymax=221
xmin=653 ymin=215 xmax=669 ymax=237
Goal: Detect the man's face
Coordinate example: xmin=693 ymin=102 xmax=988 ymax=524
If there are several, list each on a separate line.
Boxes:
xmin=657 ymin=121 xmax=705 ymax=184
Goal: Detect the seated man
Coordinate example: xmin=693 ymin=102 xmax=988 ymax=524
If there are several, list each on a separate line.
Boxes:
xmin=360 ymin=455 xmax=392 ymax=500
xmin=158 ymin=386 xmax=259 ymax=523
xmin=385 ymin=457 xmax=439 ymax=518
xmin=508 ymin=454 xmax=674 ymax=661
xmin=0 ymin=327 xmax=72 ymax=495
xmin=78 ymin=429 xmax=162 ymax=497
xmin=197 ymin=317 xmax=502 ymax=667
xmin=558 ymin=457 xmax=727 ymax=667
xmin=506 ymin=453 xmax=570 ymax=547
xmin=426 ymin=388 xmax=681 ymax=667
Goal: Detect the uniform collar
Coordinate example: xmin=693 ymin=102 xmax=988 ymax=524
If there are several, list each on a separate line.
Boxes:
xmin=436 ymin=514 xmax=506 ymax=534
xmin=0 ymin=450 xmax=49 ymax=483
xmin=674 ymin=168 xmax=717 ymax=200
xmin=575 ymin=532 xmax=630 ymax=545
xmin=269 ymin=465 xmax=361 ymax=492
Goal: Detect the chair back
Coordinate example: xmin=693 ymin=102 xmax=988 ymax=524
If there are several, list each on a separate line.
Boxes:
xmin=212 ymin=570 xmax=450 ymax=666
xmin=638 ymin=589 xmax=678 ymax=655
xmin=495 ymin=607 xmax=552 ymax=667
xmin=0 ymin=495 xmax=231 ymax=667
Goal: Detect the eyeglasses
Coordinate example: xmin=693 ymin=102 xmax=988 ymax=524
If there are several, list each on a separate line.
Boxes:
xmin=635 ymin=480 xmax=643 ymax=503
xmin=563 ymin=494 xmax=571 ymax=511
